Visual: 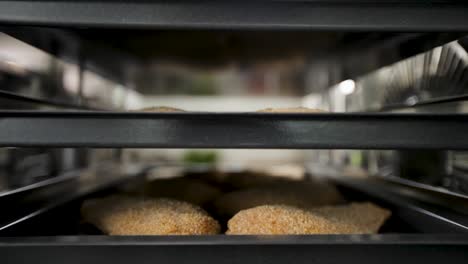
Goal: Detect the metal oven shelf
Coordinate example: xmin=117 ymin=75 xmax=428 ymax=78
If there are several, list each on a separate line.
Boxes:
xmin=0 ymin=1 xmax=468 ymax=31
xmin=0 ymin=111 xmax=467 ymax=149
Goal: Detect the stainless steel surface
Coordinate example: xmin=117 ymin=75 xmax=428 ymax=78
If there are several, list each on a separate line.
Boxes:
xmin=0 ymin=163 xmax=147 ymax=233
xmin=347 ymin=38 xmax=468 ymax=112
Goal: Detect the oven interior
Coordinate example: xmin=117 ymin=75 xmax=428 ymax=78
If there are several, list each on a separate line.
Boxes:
xmin=1 ymin=9 xmax=468 ymax=262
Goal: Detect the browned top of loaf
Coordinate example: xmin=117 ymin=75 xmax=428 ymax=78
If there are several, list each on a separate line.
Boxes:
xmin=134 ymin=106 xmax=185 ymax=112
xmin=81 ymin=195 xmax=220 ymax=235
xmin=257 ymin=107 xmax=325 ymax=113
xmin=226 ymin=202 xmax=391 ymax=235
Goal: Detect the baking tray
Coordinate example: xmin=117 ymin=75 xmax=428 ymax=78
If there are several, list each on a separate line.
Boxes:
xmin=0 ymin=111 xmax=468 ymax=149
xmin=1 ymin=235 xmax=467 ymax=264
xmin=1 ymin=171 xmax=467 ymax=263
xmin=1 ymin=171 xmax=467 ymax=236
xmin=330 ymin=177 xmax=468 ymax=233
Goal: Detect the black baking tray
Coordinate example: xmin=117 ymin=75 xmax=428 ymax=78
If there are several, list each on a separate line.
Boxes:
xmin=1 ymin=235 xmax=468 ymax=264
xmin=0 ymin=1 xmax=467 ymax=31
xmin=1 ymin=173 xmax=467 ymax=236
xmin=1 ymin=172 xmax=467 ymax=263
xmin=0 ymin=111 xmax=468 ymax=149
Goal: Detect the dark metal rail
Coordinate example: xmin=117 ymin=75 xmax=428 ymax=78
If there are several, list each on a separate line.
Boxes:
xmin=0 ymin=111 xmax=467 ymax=149
xmin=370 ymin=94 xmax=468 ymax=112
xmin=0 ymin=90 xmax=99 ymax=110
xmin=0 ymin=1 xmax=468 ymax=31
xmin=1 ymin=235 xmax=467 ymax=264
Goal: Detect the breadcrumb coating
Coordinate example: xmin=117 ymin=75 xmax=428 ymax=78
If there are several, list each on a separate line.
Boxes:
xmin=226 ymin=202 xmax=391 ymax=235
xmin=81 ymin=196 xmax=220 ymax=235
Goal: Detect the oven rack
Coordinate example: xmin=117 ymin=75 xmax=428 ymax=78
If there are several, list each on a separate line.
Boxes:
xmin=0 ymin=164 xmax=148 ymax=234
xmin=0 ymin=90 xmax=97 ymax=110
xmin=0 ymin=111 xmax=467 ymax=149
xmin=0 ymin=1 xmax=468 ymax=31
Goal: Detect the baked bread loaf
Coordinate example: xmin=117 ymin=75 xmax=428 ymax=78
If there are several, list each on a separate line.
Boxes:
xmin=227 ymin=202 xmax=391 ymax=235
xmin=81 ymin=195 xmax=220 ymax=235
xmin=257 ymin=107 xmax=324 ymax=113
xmin=133 ymin=106 xmax=185 ymax=112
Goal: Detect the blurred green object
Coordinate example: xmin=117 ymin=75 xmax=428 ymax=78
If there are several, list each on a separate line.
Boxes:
xmin=183 ymin=150 xmax=218 ymax=164
xmin=190 ymin=76 xmax=217 ymax=95
xmin=350 ymin=151 xmax=363 ymax=166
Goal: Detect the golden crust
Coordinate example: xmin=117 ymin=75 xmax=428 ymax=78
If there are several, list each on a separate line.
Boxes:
xmin=226 ymin=202 xmax=391 ymax=235
xmin=213 ymin=181 xmax=343 ymax=218
xmin=257 ymin=107 xmax=325 ymax=113
xmin=81 ymin=196 xmax=220 ymax=235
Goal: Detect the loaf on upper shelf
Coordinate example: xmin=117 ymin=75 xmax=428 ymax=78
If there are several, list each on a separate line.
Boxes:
xmin=257 ymin=107 xmax=325 ymax=113
xmin=132 ymin=106 xmax=185 ymax=112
